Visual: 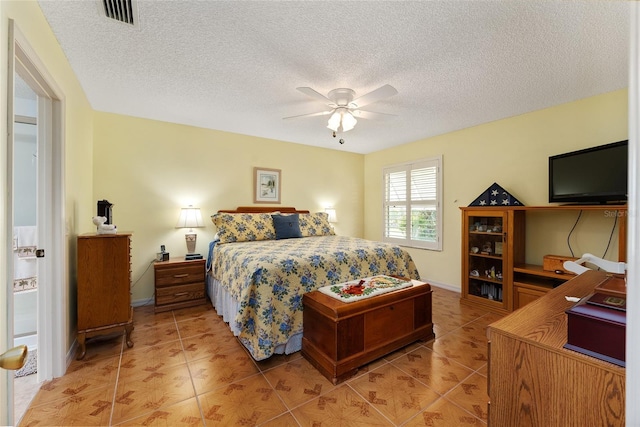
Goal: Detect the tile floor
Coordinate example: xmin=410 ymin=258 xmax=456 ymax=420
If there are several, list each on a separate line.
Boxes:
xmin=14 ymin=369 xmax=39 ymax=421
xmin=18 ymin=287 xmax=503 ymax=426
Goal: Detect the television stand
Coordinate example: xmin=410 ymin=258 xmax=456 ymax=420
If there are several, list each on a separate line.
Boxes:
xmin=460 ymin=204 xmax=627 ymax=314
xmin=559 ymin=202 xmax=627 ymax=206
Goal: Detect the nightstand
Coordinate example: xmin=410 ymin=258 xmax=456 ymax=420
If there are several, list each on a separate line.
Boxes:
xmin=154 ymin=257 xmax=206 ymax=313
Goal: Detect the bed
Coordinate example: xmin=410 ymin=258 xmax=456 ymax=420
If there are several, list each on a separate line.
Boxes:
xmin=206 ymin=207 xmax=420 ymax=360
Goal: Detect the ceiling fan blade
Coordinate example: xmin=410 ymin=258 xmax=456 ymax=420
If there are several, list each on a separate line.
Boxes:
xmin=349 ymin=84 xmax=398 ymax=109
xmin=352 ymin=110 xmax=397 ymax=120
xmin=283 ymin=110 xmax=333 ymax=120
xmin=296 ymin=87 xmax=337 ymax=107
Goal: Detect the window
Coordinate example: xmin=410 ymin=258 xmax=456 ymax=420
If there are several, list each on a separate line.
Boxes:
xmin=383 ymin=156 xmax=442 ymax=250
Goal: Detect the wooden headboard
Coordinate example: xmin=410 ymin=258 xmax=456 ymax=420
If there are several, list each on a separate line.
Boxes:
xmin=217 ymin=206 xmax=310 ymax=214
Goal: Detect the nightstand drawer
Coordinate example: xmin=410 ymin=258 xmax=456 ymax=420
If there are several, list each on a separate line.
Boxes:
xmin=156 ymin=283 xmax=205 ymax=306
xmin=155 ymin=264 xmax=203 ymax=287
xmin=154 ymin=258 xmax=206 ymax=313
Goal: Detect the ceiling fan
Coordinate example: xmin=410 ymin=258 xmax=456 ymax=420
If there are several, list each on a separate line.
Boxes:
xmin=284 ymin=84 xmax=398 ymax=137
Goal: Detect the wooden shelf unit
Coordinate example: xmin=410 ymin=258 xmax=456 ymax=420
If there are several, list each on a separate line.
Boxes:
xmin=514 ymin=263 xmax=569 ymax=279
xmin=461 ymin=208 xmax=524 ymax=314
xmin=513 ymin=263 xmax=570 ymax=308
xmin=461 ymin=205 xmax=626 ymax=313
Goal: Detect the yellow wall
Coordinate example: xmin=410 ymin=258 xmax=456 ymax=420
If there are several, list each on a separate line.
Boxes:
xmin=0 ymin=0 xmax=94 ymax=421
xmin=92 ymin=112 xmax=364 ymax=302
xmin=0 ymin=4 xmax=630 ymax=410
xmin=364 ymin=90 xmax=628 ymax=290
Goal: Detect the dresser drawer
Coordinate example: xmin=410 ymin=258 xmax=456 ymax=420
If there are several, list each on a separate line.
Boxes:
xmin=156 ymin=283 xmax=205 ymax=306
xmin=155 ymin=263 xmax=203 ymax=287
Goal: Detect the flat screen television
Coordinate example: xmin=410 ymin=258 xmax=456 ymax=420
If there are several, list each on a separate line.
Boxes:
xmin=549 ymin=140 xmax=628 ymax=204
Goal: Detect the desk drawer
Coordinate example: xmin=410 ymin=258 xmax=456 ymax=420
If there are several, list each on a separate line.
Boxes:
xmin=155 ymin=264 xmax=203 ymax=287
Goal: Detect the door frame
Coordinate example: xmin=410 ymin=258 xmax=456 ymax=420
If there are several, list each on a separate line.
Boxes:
xmin=3 ymin=19 xmax=66 ymax=425
xmin=628 ymin=4 xmax=640 ymax=425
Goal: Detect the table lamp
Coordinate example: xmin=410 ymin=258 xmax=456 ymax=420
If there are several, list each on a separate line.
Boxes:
xmin=176 ymin=205 xmax=204 ymax=259
xmin=325 ymin=207 xmax=337 ymax=223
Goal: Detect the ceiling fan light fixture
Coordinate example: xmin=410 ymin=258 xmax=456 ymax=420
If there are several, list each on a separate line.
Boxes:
xmin=290 ymin=84 xmax=396 ymax=137
xmin=341 ymin=111 xmax=357 ymax=132
xmin=326 ymin=108 xmax=357 ymax=133
xmin=327 ymin=111 xmax=341 ymax=132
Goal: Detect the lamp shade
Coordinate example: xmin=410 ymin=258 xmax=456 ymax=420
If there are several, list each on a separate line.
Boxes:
xmin=176 ymin=206 xmax=204 ymax=230
xmin=327 ymin=111 xmax=341 ymax=131
xmin=341 ymin=111 xmax=357 ymax=132
xmin=325 ymin=208 xmax=337 ymax=223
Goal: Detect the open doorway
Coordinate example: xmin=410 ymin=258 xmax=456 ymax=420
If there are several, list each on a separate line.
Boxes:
xmin=12 ymin=73 xmax=39 ymax=422
xmin=5 ymin=20 xmax=67 ymax=426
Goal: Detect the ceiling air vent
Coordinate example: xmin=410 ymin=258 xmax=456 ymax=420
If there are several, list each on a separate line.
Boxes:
xmin=101 ymin=0 xmax=138 ymax=26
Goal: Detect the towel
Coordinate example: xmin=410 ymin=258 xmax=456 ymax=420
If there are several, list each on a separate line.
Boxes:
xmin=13 ymin=226 xmax=38 ymax=292
xmin=14 ymin=226 xmax=37 ymax=259
xmin=14 ymin=249 xmax=36 ymax=280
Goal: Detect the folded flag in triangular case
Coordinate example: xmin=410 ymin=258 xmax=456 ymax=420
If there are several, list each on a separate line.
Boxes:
xmin=469 ymin=182 xmax=524 ymax=206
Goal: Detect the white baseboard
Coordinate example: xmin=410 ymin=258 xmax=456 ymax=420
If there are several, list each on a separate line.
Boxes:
xmin=422 ymin=279 xmax=460 ymax=293
xmin=132 ymin=298 xmax=154 ymax=307
xmin=13 ymin=334 xmax=37 ymax=349
xmin=66 ymin=340 xmax=77 ymax=373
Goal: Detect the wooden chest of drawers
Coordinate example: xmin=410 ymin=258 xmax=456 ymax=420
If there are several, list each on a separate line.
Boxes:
xmin=154 ymin=258 xmax=206 ymax=312
xmin=302 ymin=280 xmax=434 ymax=384
xmin=77 ymin=233 xmax=134 ymax=359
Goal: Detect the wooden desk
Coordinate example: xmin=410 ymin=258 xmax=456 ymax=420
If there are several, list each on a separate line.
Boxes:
xmin=487 ymin=270 xmax=625 ymax=426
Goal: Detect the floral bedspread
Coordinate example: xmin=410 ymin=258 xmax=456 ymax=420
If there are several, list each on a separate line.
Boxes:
xmin=211 ymin=235 xmax=420 ymax=360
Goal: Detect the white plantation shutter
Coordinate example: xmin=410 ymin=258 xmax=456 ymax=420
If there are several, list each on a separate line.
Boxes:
xmin=383 ymin=156 xmax=442 ymax=250
xmin=385 ymin=170 xmax=407 ymax=239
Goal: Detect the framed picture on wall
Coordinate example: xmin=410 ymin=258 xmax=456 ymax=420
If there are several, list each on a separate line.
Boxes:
xmin=254 ymin=167 xmax=281 ymax=204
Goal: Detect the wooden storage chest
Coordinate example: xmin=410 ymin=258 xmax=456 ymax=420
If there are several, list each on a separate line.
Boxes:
xmin=302 ymin=280 xmax=434 ymax=384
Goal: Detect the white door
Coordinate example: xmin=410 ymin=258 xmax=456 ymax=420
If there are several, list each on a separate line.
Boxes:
xmin=3 ymin=20 xmax=66 ymax=426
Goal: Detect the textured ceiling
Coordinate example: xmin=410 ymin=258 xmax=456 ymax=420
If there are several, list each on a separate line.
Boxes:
xmin=37 ymin=1 xmax=629 ymax=154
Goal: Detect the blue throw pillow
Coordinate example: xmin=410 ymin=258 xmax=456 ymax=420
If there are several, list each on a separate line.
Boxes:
xmin=271 ymin=214 xmax=302 ymax=240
